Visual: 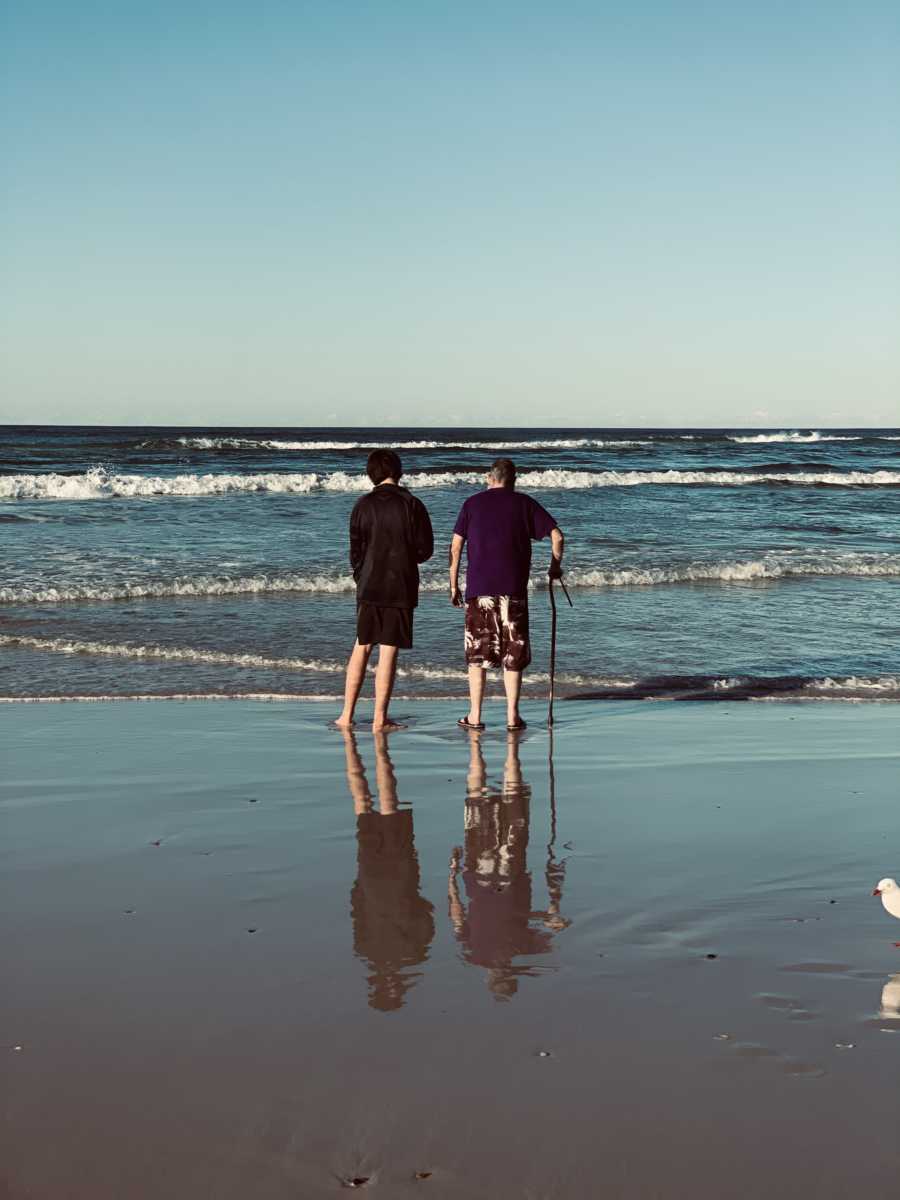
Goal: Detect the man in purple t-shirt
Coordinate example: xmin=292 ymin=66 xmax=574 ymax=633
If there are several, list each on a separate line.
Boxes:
xmin=448 ymin=458 xmax=565 ymax=731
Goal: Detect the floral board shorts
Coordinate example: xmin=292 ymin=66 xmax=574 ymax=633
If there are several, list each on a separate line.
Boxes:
xmin=464 ymin=596 xmax=531 ymax=672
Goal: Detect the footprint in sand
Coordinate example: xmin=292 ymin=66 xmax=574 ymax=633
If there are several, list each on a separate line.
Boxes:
xmin=780 ymin=961 xmax=851 ymax=975
xmin=781 ymin=1060 xmax=827 ymax=1078
xmin=722 ymin=1040 xmax=826 ymax=1079
xmin=732 ymin=1042 xmax=779 ymax=1059
xmin=756 ymin=993 xmax=819 ymax=1022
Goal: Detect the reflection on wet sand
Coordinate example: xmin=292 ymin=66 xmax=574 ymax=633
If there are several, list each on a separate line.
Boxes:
xmin=880 ymin=973 xmax=900 ymax=1020
xmin=343 ymin=731 xmax=435 ymax=1012
xmin=448 ymin=732 xmax=570 ymax=1000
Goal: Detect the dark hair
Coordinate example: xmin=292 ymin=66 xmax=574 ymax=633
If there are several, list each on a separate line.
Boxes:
xmin=489 ymin=458 xmax=516 ymax=487
xmin=366 ymin=449 xmax=403 ymax=485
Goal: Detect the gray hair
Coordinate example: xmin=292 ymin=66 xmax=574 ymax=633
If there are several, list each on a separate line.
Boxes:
xmin=489 ymin=458 xmax=516 ymax=487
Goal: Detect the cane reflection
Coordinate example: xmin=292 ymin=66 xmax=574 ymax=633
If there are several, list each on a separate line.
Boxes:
xmin=343 ymin=731 xmax=435 ymax=1012
xmin=448 ymin=731 xmax=570 ymax=1001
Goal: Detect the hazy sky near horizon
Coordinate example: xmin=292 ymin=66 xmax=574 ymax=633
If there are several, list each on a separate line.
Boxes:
xmin=3 ymin=1 xmax=898 ymax=428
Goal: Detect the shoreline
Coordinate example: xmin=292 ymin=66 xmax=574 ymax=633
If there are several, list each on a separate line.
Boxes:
xmin=2 ymin=692 xmax=899 ymax=704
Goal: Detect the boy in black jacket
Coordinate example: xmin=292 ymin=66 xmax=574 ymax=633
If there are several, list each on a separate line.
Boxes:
xmin=336 ymin=449 xmax=434 ymax=731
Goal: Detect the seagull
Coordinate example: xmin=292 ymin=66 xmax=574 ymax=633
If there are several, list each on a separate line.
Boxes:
xmin=872 ymin=878 xmax=900 ymax=946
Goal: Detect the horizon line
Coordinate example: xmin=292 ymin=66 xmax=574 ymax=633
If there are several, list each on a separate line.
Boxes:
xmin=2 ymin=422 xmax=898 ymax=432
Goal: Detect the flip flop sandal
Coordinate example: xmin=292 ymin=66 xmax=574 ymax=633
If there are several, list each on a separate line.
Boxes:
xmin=507 ymin=719 xmax=528 ymax=732
xmin=457 ymin=716 xmax=485 ymax=731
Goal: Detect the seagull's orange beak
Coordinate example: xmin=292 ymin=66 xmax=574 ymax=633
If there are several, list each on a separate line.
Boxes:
xmin=873 ymin=888 xmax=882 ymax=896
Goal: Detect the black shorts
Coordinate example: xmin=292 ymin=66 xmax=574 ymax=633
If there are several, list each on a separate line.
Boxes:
xmin=357 ymin=603 xmax=414 ymax=649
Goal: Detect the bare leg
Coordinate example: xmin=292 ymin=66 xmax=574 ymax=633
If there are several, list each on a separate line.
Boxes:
xmin=467 ymin=665 xmax=486 ymax=726
xmin=336 ymin=641 xmax=372 ymax=728
xmin=503 ymin=669 xmax=523 ymax=728
xmin=372 ymin=644 xmax=403 ymax=732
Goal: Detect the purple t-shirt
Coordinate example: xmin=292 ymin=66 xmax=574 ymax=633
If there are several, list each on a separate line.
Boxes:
xmin=453 ymin=488 xmax=558 ymax=601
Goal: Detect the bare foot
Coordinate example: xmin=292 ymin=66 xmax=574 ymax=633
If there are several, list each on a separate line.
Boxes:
xmin=372 ymin=719 xmax=407 ymax=733
xmin=333 ymin=714 xmax=355 ymax=729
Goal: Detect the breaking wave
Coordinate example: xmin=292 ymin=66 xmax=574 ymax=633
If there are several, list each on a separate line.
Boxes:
xmin=0 ymin=693 xmax=559 ymax=703
xmin=0 ymin=633 xmax=348 ymax=674
xmin=511 ymin=468 xmax=900 ymax=488
xmin=0 ymin=693 xmax=342 ymax=703
xmin=804 ymin=675 xmax=900 ymax=695
xmin=4 ymin=465 xmax=900 ymax=501
xmin=728 ymin=432 xmax=861 ymax=444
xmin=169 ymin=436 xmax=647 ymax=451
xmin=2 ymin=633 xmax=897 ymax=703
xmin=569 ymin=673 xmax=900 ymax=701
xmin=3 ymin=552 xmax=900 ymax=606
xmin=0 ymin=633 xmax=630 ymax=689
xmin=563 ymin=552 xmax=900 ymax=587
xmin=0 ymin=467 xmax=320 ymax=500
xmin=0 ymin=572 xmax=360 ymax=604
xmin=146 ymin=432 xmax=900 ymax=452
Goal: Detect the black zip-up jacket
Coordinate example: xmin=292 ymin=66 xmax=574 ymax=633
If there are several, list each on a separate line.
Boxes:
xmin=349 ymin=484 xmax=434 ymax=609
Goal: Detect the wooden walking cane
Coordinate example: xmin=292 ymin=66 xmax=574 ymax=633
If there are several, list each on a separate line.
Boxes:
xmin=547 ymin=574 xmax=573 ymax=727
xmin=548 ymin=579 xmax=558 ymax=727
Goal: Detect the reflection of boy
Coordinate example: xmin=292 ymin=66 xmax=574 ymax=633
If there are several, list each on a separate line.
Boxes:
xmin=447 ymin=733 xmax=568 ymax=1000
xmin=343 ymin=731 xmax=435 ymax=1012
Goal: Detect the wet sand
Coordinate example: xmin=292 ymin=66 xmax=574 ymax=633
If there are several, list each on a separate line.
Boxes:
xmin=2 ymin=700 xmax=899 ymax=1198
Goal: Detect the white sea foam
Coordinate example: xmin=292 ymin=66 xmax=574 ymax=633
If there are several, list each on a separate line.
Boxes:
xmin=0 ymin=633 xmax=348 ymax=674
xmin=0 ymin=693 xmax=338 ymax=704
xmin=5 ymin=465 xmax=900 ymax=501
xmin=170 ymin=432 xmax=900 ymax=450
xmin=4 ymin=552 xmax=899 ymax=606
xmin=563 ymin=553 xmax=900 ymax=588
xmin=0 ymin=632 xmax=631 ymax=688
xmin=512 ymin=468 xmax=900 ymax=488
xmin=172 ymin=436 xmax=648 ymax=451
xmin=0 ymin=692 xmax=523 ymax=704
xmin=805 ymin=675 xmax=900 ymax=694
xmin=0 ymin=572 xmax=360 ymax=604
xmin=0 ymin=466 xmax=323 ymax=501
xmin=728 ymin=432 xmax=861 ymax=444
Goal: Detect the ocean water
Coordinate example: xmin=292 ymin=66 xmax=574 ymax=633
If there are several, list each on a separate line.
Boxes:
xmin=1 ymin=424 xmax=898 ymax=702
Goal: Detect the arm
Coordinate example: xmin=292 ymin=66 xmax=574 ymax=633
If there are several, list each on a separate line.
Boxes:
xmin=349 ymin=501 xmax=367 ymax=579
xmin=413 ymin=499 xmax=434 ymax=564
xmin=549 ymin=526 xmax=565 ymax=578
xmin=448 ymin=533 xmax=464 ymax=606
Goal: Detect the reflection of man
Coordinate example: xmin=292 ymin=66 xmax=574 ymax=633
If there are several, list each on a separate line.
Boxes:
xmin=447 ymin=732 xmax=569 ymax=1000
xmin=449 ymin=458 xmax=564 ymax=731
xmin=343 ymin=731 xmax=435 ymax=1012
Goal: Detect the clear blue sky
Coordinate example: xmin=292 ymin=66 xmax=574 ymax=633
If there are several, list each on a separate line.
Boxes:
xmin=2 ymin=0 xmax=898 ymax=427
